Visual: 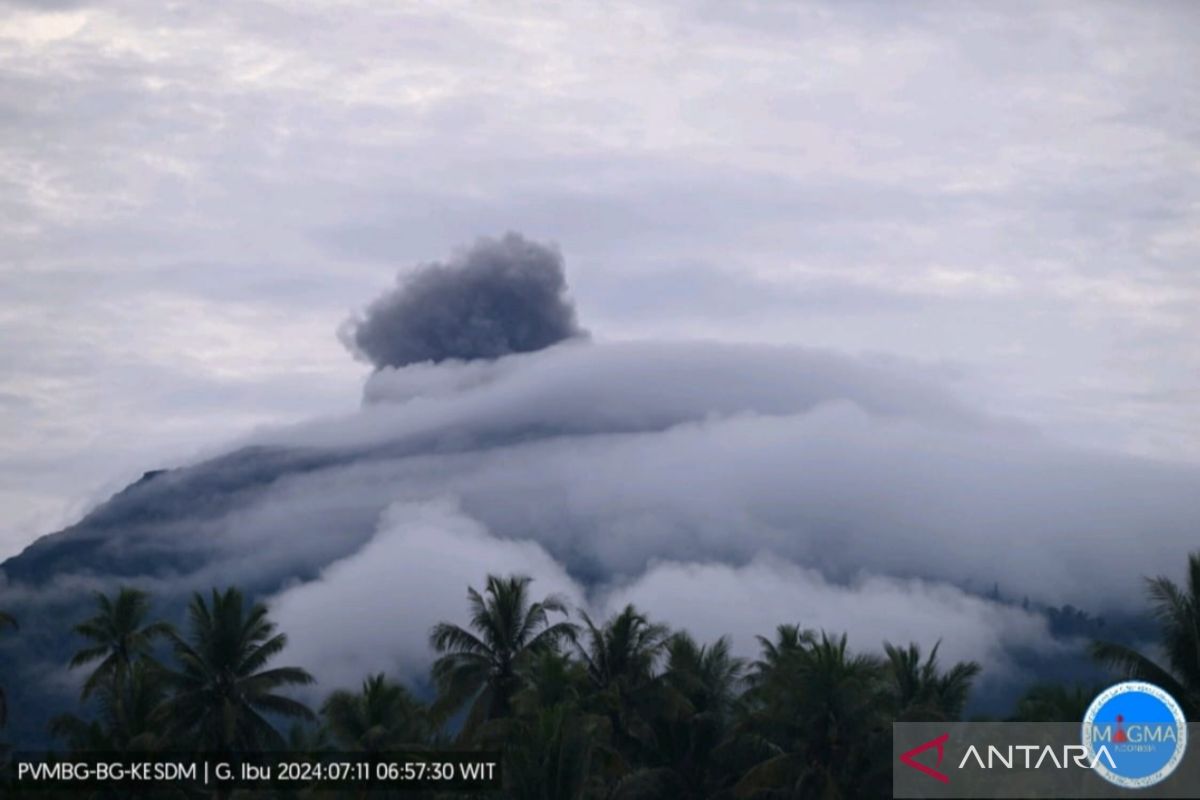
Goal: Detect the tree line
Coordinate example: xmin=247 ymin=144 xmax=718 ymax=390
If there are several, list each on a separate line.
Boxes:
xmin=1 ymin=553 xmax=1200 ymax=798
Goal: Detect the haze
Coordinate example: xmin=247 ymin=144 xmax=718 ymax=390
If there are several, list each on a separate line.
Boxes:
xmin=2 ymin=0 xmax=1199 ymax=563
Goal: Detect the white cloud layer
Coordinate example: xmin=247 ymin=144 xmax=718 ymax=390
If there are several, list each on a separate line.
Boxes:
xmin=269 ymin=498 xmax=584 ymax=691
xmin=8 ymin=340 xmax=1198 ymax=626
xmin=233 ymin=342 xmax=1195 ymax=612
xmin=269 ymin=497 xmax=1055 ymax=694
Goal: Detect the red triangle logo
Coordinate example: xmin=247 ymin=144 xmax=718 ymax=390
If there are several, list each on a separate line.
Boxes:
xmin=900 ymin=733 xmax=950 ymax=784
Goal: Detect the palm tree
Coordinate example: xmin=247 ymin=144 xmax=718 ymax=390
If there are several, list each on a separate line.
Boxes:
xmin=883 ymin=641 xmax=980 ymax=721
xmin=51 ymin=659 xmax=169 ymax=752
xmin=489 ymin=649 xmax=616 ymax=799
xmin=0 ymin=610 xmax=15 ymax=729
xmin=513 ymin=649 xmax=589 ymax=715
xmin=736 ymin=632 xmax=889 ymax=798
xmin=574 ymin=606 xmax=671 ymax=771
xmin=285 ymin=720 xmax=332 ymax=756
xmin=430 ymin=574 xmax=577 ymax=734
xmin=1092 ymin=551 xmax=1200 ymax=719
xmin=322 ymin=674 xmax=433 ymax=752
xmin=740 ymin=622 xmax=817 ymax=760
xmin=159 ymin=587 xmax=315 ymax=753
xmin=69 ymin=587 xmax=173 ymax=703
xmin=744 ymin=623 xmax=815 ymax=699
xmin=503 ymin=704 xmax=612 ymax=800
xmin=753 ymin=624 xmax=814 ymax=665
xmin=1011 ymin=683 xmax=1098 ymax=722
xmin=576 ymin=605 xmax=669 ymax=695
xmin=614 ymin=633 xmax=746 ymax=799
xmin=664 ymin=633 xmax=744 ymax=717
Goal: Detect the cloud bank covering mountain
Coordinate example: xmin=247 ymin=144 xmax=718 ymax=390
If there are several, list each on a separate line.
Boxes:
xmin=3 ymin=235 xmax=1198 ymax=743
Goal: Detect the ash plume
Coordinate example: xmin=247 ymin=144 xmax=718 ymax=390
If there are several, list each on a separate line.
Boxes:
xmin=342 ymin=233 xmax=585 ymax=369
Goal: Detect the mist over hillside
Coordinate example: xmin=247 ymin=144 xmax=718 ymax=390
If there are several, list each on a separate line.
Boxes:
xmin=2 ymin=234 xmax=1197 ymax=745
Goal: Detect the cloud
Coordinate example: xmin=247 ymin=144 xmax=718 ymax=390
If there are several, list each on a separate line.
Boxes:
xmin=598 ymin=560 xmax=1054 ymax=685
xmin=340 ymin=233 xmax=585 ymax=369
xmin=268 ymin=497 xmax=1054 ymax=694
xmin=7 ymin=338 xmax=1197 ymax=620
xmin=268 ymin=498 xmax=583 ymax=691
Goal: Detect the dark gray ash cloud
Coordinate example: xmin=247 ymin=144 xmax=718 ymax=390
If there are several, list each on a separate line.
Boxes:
xmin=341 ymin=233 xmax=585 ymax=369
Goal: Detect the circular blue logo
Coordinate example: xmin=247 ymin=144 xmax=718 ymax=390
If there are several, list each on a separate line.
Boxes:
xmin=1081 ymin=681 xmax=1187 ymax=789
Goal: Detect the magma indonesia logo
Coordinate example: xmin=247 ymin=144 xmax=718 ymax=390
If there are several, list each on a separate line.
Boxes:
xmin=1082 ymin=680 xmax=1187 ymax=789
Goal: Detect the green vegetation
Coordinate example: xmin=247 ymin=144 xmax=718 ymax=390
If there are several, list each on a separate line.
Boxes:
xmin=430 ymin=574 xmax=577 ymax=734
xmin=159 ymin=588 xmax=317 ymax=754
xmin=1091 ymin=551 xmax=1200 ymax=719
xmin=0 ymin=552 xmax=1195 ymax=798
xmin=0 ymin=610 xmax=16 ymax=729
xmin=68 ymin=587 xmax=172 ymax=705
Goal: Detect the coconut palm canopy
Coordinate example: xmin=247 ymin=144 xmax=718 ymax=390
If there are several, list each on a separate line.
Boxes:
xmin=0 ymin=558 xmax=1193 ymax=797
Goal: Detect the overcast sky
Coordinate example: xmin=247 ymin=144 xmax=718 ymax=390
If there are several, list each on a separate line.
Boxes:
xmin=2 ymin=0 xmax=1198 ymax=559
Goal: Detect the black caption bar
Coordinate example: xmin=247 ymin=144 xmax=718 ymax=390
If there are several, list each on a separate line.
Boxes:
xmin=5 ymin=751 xmax=502 ymax=792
